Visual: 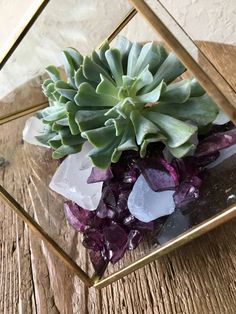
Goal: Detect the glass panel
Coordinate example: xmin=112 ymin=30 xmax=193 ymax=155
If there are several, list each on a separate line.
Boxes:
xmin=0 ymin=0 xmax=132 ymax=119
xmin=159 ymin=0 xmax=236 ymax=94
xmin=0 ymin=2 xmax=236 ymax=283
xmin=140 ymin=0 xmax=236 ymax=118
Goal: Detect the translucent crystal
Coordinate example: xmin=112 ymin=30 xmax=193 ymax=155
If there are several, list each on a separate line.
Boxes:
xmin=127 ymin=174 xmax=175 ymax=222
xmin=49 ymin=151 xmax=102 ymax=210
xmin=23 ymin=116 xmax=49 ymax=148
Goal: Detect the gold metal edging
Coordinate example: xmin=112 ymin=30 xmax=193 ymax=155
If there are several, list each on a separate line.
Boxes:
xmin=94 ymin=204 xmax=236 ymax=289
xmin=0 ymin=101 xmax=48 ymax=125
xmin=129 ymin=0 xmax=236 ymax=124
xmin=0 ymin=0 xmax=50 ymax=70
xmin=0 ymin=185 xmax=93 ymax=287
xmin=100 ymin=8 xmax=137 ymax=46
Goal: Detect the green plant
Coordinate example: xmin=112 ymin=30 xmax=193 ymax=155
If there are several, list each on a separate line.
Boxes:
xmin=37 ymin=36 xmax=218 ymax=168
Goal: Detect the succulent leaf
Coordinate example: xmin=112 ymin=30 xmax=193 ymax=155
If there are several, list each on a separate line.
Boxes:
xmin=37 ymin=36 xmax=219 ymax=166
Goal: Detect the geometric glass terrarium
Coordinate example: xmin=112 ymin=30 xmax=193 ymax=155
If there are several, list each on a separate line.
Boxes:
xmin=0 ymin=0 xmax=235 ymax=289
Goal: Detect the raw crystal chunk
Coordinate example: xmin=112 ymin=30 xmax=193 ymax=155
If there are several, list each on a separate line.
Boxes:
xmin=127 ymin=175 xmax=175 ymax=222
xmin=23 ymin=116 xmax=49 ymax=147
xmin=49 ymin=152 xmax=103 ymax=210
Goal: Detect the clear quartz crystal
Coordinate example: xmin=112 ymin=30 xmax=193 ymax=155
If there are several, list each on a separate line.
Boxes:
xmin=127 ymin=174 xmax=175 ymax=223
xmin=49 ymin=148 xmax=102 ymax=211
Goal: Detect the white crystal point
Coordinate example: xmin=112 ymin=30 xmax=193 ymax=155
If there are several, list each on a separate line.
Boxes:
xmin=23 ymin=116 xmax=49 ymax=148
xmin=213 ymin=111 xmax=230 ymax=125
xmin=77 ymin=141 xmax=93 ymax=170
xmin=128 ymin=175 xmax=175 ymax=223
xmin=49 ymin=152 xmax=102 ymax=210
xmin=206 ymin=143 xmax=236 ymax=169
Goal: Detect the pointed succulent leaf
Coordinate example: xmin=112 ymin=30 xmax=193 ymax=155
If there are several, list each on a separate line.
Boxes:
xmin=153 ymin=93 xmax=218 ymax=126
xmin=82 ymin=125 xmax=116 ymax=148
xmin=115 ymin=36 xmax=132 ymax=69
xmin=97 ymin=40 xmax=110 ymax=68
xmin=83 ymin=56 xmax=112 ymax=83
xmin=75 ymin=82 xmax=117 ymax=107
xmin=131 ymin=65 xmax=153 ymax=92
xmin=45 ymin=66 xmax=60 ymax=82
xmin=74 ymin=67 xmax=91 ymax=89
xmin=88 ymin=136 xmax=121 ymax=169
xmin=127 ymin=42 xmax=142 ymax=76
xmin=118 ymin=122 xmax=138 ymax=151
xmin=105 ymin=48 xmax=123 ymax=86
xmin=143 ymin=52 xmax=186 ymax=93
xmin=59 ymin=128 xmax=85 ymax=146
xmin=145 ymin=111 xmax=197 ymax=148
xmin=136 ymin=80 xmax=165 ymax=103
xmin=140 ymin=133 xmax=167 ymax=158
xmin=42 ymin=109 xmax=67 ymax=123
xmin=190 ymin=78 xmax=205 ymax=97
xmin=169 ymin=142 xmax=195 ymax=158
xmin=48 ymin=135 xmax=62 ymax=149
xmin=96 ymin=75 xmax=119 ymax=98
xmin=160 ymin=80 xmax=191 ymax=103
xmin=75 ymin=109 xmax=108 ymax=132
xmin=52 ymin=144 xmax=82 ymax=159
xmin=133 ymin=42 xmax=161 ymax=76
xmin=130 ymin=110 xmax=159 ymax=145
xmin=55 ymin=81 xmax=77 ymax=100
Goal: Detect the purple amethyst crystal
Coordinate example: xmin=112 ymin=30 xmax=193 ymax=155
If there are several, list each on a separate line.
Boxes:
xmin=196 ymin=128 xmax=236 ymax=157
xmin=173 ymin=176 xmax=202 ymax=207
xmin=127 ymin=230 xmax=142 ymax=250
xmin=139 ymin=157 xmax=178 ymax=191
xmin=64 ymin=201 xmax=95 ymax=233
xmin=103 ymin=223 xmax=128 ymax=263
xmin=89 ymin=249 xmax=109 ymax=277
xmin=87 ymin=166 xmax=113 ymax=183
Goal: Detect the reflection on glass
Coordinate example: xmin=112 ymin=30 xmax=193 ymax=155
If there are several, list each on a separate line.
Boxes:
xmin=0 ymin=0 xmax=131 ymax=118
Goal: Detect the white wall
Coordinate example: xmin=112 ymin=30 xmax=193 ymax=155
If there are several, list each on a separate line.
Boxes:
xmin=161 ymin=0 xmax=236 ymax=45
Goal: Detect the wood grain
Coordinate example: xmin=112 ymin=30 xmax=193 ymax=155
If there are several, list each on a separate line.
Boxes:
xmin=0 ymin=42 xmax=236 ymax=314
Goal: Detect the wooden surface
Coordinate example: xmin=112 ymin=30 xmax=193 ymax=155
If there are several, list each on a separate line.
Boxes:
xmin=0 ymin=42 xmax=236 ymax=314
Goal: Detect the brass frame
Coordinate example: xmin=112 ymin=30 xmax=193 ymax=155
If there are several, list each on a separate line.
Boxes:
xmin=0 ymin=0 xmax=236 ymax=289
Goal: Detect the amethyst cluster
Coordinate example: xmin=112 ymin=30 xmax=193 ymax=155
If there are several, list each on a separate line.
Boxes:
xmin=64 ymin=154 xmax=156 ymax=276
xmin=64 ymin=125 xmax=236 ymax=276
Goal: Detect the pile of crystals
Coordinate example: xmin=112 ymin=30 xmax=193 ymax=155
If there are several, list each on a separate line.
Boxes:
xmin=62 ymin=122 xmax=236 ymax=276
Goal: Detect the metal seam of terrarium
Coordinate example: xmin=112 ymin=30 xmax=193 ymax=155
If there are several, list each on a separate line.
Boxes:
xmin=93 ymin=204 xmax=236 ymax=289
xmin=0 ymin=8 xmax=137 ymax=126
xmin=0 ymin=185 xmax=93 ymax=287
xmin=129 ymin=0 xmax=236 ymax=125
xmin=0 ymin=0 xmax=50 ymax=71
xmin=0 ymin=101 xmax=48 ymax=126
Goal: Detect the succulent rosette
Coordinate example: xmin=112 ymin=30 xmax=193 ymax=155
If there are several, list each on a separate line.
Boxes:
xmin=36 ymin=36 xmax=219 ymax=168
xmin=23 ymin=36 xmax=236 ymax=276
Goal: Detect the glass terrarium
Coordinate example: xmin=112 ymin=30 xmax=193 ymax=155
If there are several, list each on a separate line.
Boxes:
xmin=0 ymin=0 xmax=236 ymax=289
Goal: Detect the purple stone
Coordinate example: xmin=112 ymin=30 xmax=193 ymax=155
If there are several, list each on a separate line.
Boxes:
xmin=127 ymin=230 xmax=142 ymax=250
xmin=173 ymin=176 xmax=202 ymax=207
xmin=89 ymin=249 xmax=109 ymax=277
xmin=196 ymin=128 xmax=236 ymax=157
xmin=139 ymin=158 xmax=178 ymax=192
xmin=103 ymin=223 xmax=128 ymax=263
xmin=64 ymin=201 xmax=95 ymax=233
xmin=82 ymin=228 xmax=104 ymax=251
xmin=87 ymin=166 xmax=113 ymax=183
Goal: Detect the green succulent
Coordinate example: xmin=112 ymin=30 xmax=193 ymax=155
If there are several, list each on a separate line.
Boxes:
xmin=36 ymin=36 xmax=218 ymax=168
